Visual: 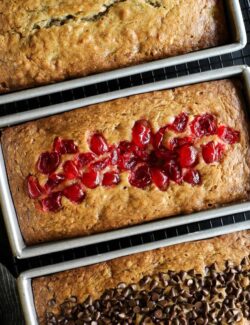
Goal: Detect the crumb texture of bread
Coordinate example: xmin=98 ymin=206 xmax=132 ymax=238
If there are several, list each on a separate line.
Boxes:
xmin=32 ymin=231 xmax=250 ymax=324
xmin=1 ymin=79 xmax=250 ymax=245
xmin=0 ymin=0 xmax=228 ymax=93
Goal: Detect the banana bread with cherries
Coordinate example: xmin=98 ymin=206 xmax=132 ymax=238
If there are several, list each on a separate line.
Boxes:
xmin=1 ymin=79 xmax=250 ymax=245
xmin=0 ymin=0 xmax=229 ymax=93
xmin=32 ymin=230 xmax=250 ymax=324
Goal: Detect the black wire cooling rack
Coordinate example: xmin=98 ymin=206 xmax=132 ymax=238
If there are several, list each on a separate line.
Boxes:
xmin=0 ymin=0 xmax=250 ymax=277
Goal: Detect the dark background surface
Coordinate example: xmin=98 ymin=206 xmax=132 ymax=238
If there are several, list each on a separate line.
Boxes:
xmin=0 ymin=0 xmax=250 ymax=277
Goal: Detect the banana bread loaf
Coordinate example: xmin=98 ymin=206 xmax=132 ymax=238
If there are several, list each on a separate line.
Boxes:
xmin=0 ymin=0 xmax=229 ymax=93
xmin=32 ymin=230 xmax=250 ymax=324
xmin=1 ymin=79 xmax=250 ymax=245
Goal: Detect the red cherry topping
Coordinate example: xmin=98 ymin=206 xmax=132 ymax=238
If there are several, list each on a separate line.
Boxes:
xmin=151 ymin=168 xmax=169 ymax=191
xmin=179 ymin=144 xmax=198 ymax=168
xmin=217 ymin=143 xmax=225 ymax=158
xmin=90 ymin=133 xmax=108 ymax=155
xmin=82 ymin=170 xmax=100 ymax=189
xmin=153 ymin=127 xmax=166 ymax=149
xmin=165 ymin=160 xmax=182 ymax=183
xmin=118 ymin=141 xmax=134 ymax=153
xmin=90 ymin=158 xmax=109 ymax=172
xmin=118 ymin=151 xmax=137 ymax=171
xmin=30 ymin=115 xmax=240 ymax=212
xmin=129 ymin=164 xmax=152 ymax=189
xmin=133 ymin=145 xmax=149 ymax=161
xmin=168 ymin=136 xmax=193 ymax=151
xmin=37 ymin=152 xmax=60 ymax=174
xmin=118 ymin=141 xmax=148 ymax=161
xmin=109 ymin=146 xmax=119 ymax=165
xmin=155 ymin=148 xmax=178 ymax=161
xmin=40 ymin=192 xmax=62 ymax=212
xmin=170 ymin=112 xmax=189 ymax=133
xmin=53 ymin=137 xmax=78 ymax=154
xmin=191 ymin=114 xmax=217 ymax=137
xmin=45 ymin=173 xmax=65 ymax=192
xmin=217 ymin=126 xmax=240 ymax=144
xmin=63 ymin=184 xmax=85 ymax=203
xmin=202 ymin=141 xmax=225 ymax=164
xmin=148 ymin=151 xmax=160 ymax=167
xmin=132 ymin=119 xmax=152 ymax=148
xmin=63 ymin=161 xmax=80 ymax=180
xmin=76 ymin=152 xmax=96 ymax=169
xmin=102 ymin=172 xmax=120 ymax=186
xmin=27 ymin=176 xmax=43 ymax=199
xmin=184 ymin=169 xmax=201 ymax=186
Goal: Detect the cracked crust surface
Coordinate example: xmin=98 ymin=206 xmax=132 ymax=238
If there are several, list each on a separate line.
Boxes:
xmin=0 ymin=0 xmax=228 ymax=93
xmin=32 ymin=231 xmax=250 ymax=325
xmin=1 ymin=79 xmax=250 ymax=245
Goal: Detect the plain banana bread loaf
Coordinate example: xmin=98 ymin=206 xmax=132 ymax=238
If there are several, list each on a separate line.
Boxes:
xmin=0 ymin=0 xmax=229 ymax=93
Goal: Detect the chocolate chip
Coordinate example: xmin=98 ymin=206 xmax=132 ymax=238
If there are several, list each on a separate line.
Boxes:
xmin=123 ymin=287 xmax=132 ymax=297
xmin=230 ymin=268 xmax=238 ymax=274
xmin=82 ymin=316 xmax=92 ymax=322
xmin=194 ymin=301 xmax=203 ymax=312
xmin=77 ymin=311 xmax=84 ymax=319
xmin=93 ymin=311 xmax=100 ymax=320
xmin=243 ymin=308 xmax=249 ymax=318
xmin=179 ymin=318 xmax=187 ymax=325
xmin=182 ymin=291 xmax=192 ymax=299
xmin=141 ymin=316 xmax=152 ymax=324
xmin=128 ymin=299 xmax=136 ymax=307
xmin=48 ymin=299 xmax=56 ymax=307
xmin=139 ymin=275 xmax=151 ymax=286
xmin=151 ymin=292 xmax=160 ymax=301
xmin=150 ymin=279 xmax=158 ymax=290
xmin=146 ymin=300 xmax=155 ymax=309
xmin=46 ymin=312 xmax=54 ymax=318
xmin=47 ymin=256 xmax=250 ymax=324
xmin=133 ymin=305 xmax=141 ymax=313
xmin=186 ymin=279 xmax=193 ymax=286
xmin=118 ymin=312 xmax=126 ymax=319
xmin=241 ymin=256 xmax=249 ymax=266
xmin=69 ymin=296 xmax=77 ymax=303
xmin=100 ymin=292 xmax=110 ymax=301
xmin=57 ymin=316 xmax=65 ymax=323
xmin=196 ymin=317 xmax=206 ymax=324
xmin=188 ymin=269 xmax=195 ymax=276
xmin=159 ymin=273 xmax=168 ymax=287
xmin=179 ymin=271 xmax=187 ymax=281
xmin=169 ymin=287 xmax=178 ymax=298
xmin=117 ymin=282 xmax=127 ymax=289
xmin=157 ymin=299 xmax=168 ymax=308
xmin=154 ymin=309 xmax=163 ymax=319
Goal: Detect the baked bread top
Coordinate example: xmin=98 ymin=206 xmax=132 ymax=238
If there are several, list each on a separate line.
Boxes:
xmin=32 ymin=230 xmax=250 ymax=324
xmin=1 ymin=79 xmax=250 ymax=245
xmin=0 ymin=0 xmax=228 ymax=93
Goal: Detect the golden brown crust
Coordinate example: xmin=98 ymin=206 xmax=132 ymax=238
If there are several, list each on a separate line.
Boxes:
xmin=0 ymin=0 xmax=228 ymax=93
xmin=32 ymin=231 xmax=250 ymax=325
xmin=1 ymin=79 xmax=250 ymax=245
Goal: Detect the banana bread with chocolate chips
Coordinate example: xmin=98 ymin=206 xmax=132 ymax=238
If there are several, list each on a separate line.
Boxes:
xmin=32 ymin=231 xmax=250 ymax=324
xmin=1 ymin=79 xmax=250 ymax=245
xmin=0 ymin=0 xmax=229 ymax=93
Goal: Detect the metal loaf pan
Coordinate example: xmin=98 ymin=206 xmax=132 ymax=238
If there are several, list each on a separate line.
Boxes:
xmin=17 ymin=222 xmax=250 ymax=325
xmin=0 ymin=65 xmax=250 ymax=259
xmin=0 ymin=0 xmax=247 ymax=105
